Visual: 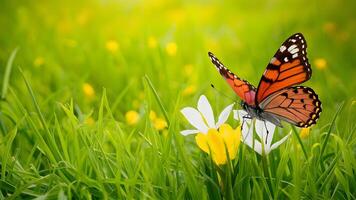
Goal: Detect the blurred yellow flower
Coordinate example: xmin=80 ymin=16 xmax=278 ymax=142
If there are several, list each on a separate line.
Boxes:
xmin=182 ymin=85 xmax=197 ymax=96
xmin=153 ymin=117 xmax=168 ymax=131
xmin=300 ymin=128 xmax=310 ymax=139
xmin=125 ymin=110 xmax=140 ymax=125
xmin=148 ymin=36 xmax=158 ymax=49
xmin=82 ymin=83 xmax=95 ymax=98
xmin=166 ymin=42 xmax=177 ymax=56
xmin=195 ymin=124 xmax=241 ymax=165
xmin=149 ymin=110 xmax=157 ymax=121
xmin=34 ymin=57 xmax=45 ymax=67
xmin=106 ymin=40 xmax=119 ymax=53
xmin=85 ymin=117 xmax=95 ymax=125
xmin=314 ymin=58 xmax=327 ymax=70
xmin=323 ymin=22 xmax=336 ymax=33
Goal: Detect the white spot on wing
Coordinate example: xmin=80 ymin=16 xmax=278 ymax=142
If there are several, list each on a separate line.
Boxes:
xmin=284 ymin=57 xmax=289 ymax=62
xmin=290 ymin=48 xmax=299 ymax=54
xmin=288 ymin=44 xmax=297 ymax=52
xmin=280 ymin=45 xmax=287 ymax=52
xmin=270 ymin=57 xmax=277 ymax=63
xmin=292 ymin=53 xmax=298 ymax=58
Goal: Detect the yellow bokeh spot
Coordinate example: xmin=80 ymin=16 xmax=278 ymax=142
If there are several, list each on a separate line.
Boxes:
xmin=34 ymin=57 xmax=45 ymax=67
xmin=148 ymin=36 xmax=158 ymax=49
xmin=300 ymin=128 xmax=310 ymax=139
xmin=323 ymin=22 xmax=336 ymax=33
xmin=125 ymin=110 xmax=140 ymax=125
xmin=106 ymin=40 xmax=119 ymax=53
xmin=166 ymin=42 xmax=177 ymax=56
xmin=195 ymin=124 xmax=241 ymax=165
xmin=314 ymin=58 xmax=327 ymax=70
xmin=82 ymin=83 xmax=95 ymax=98
xmin=149 ymin=110 xmax=157 ymax=121
xmin=182 ymin=85 xmax=197 ymax=96
xmin=153 ymin=117 xmax=167 ymax=131
xmin=85 ymin=117 xmax=95 ymax=126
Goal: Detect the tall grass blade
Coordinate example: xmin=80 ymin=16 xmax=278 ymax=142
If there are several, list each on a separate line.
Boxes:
xmin=1 ymin=48 xmax=18 ymax=100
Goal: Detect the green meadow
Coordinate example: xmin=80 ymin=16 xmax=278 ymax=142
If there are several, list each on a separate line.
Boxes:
xmin=0 ymin=0 xmax=355 ymax=199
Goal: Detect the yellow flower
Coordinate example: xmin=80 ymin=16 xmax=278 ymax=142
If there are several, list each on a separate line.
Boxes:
xmin=314 ymin=58 xmax=327 ymax=70
xmin=153 ymin=118 xmax=168 ymax=131
xmin=125 ymin=110 xmax=140 ymax=125
xmin=85 ymin=117 xmax=95 ymax=125
xmin=149 ymin=110 xmax=157 ymax=121
xmin=166 ymin=42 xmax=177 ymax=56
xmin=82 ymin=83 xmax=95 ymax=98
xmin=148 ymin=36 xmax=158 ymax=49
xmin=182 ymin=85 xmax=197 ymax=96
xmin=195 ymin=124 xmax=241 ymax=165
xmin=34 ymin=57 xmax=45 ymax=67
xmin=106 ymin=40 xmax=119 ymax=53
xmin=300 ymin=128 xmax=310 ymax=139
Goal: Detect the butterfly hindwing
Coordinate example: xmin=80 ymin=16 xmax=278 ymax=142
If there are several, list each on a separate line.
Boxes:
xmin=260 ymin=86 xmax=322 ymax=127
xmin=256 ymin=33 xmax=312 ymax=104
xmin=208 ymin=52 xmax=256 ymax=106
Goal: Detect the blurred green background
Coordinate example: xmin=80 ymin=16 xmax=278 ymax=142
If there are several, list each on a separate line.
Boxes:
xmin=0 ymin=0 xmax=355 ymax=198
xmin=0 ymin=0 xmax=355 ymax=118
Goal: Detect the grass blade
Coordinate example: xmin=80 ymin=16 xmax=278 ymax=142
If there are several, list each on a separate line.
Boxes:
xmin=1 ymin=48 xmax=18 ymax=100
xmin=144 ymin=75 xmax=170 ymax=126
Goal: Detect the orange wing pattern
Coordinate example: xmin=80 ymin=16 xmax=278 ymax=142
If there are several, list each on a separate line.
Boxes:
xmin=208 ymin=52 xmax=256 ymax=106
xmin=260 ymin=86 xmax=322 ymax=127
xmin=255 ymin=33 xmax=312 ymax=104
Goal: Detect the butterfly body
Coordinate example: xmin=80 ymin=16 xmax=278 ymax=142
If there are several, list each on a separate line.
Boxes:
xmin=209 ymin=33 xmax=322 ymax=128
xmin=241 ymin=101 xmax=283 ymax=127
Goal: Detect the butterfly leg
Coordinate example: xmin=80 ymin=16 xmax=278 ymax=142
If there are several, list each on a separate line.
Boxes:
xmin=264 ymin=121 xmax=269 ymax=144
xmin=241 ymin=115 xmax=252 ymax=131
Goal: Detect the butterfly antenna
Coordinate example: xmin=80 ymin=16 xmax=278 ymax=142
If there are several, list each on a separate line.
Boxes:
xmin=210 ymin=84 xmax=236 ymax=102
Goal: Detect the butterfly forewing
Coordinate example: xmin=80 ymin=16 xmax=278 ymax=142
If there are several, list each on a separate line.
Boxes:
xmin=208 ymin=52 xmax=256 ymax=106
xmin=260 ymin=86 xmax=322 ymax=127
xmin=256 ymin=33 xmax=312 ymax=104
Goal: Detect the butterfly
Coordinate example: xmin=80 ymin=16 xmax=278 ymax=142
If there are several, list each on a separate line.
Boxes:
xmin=208 ymin=33 xmax=322 ymax=128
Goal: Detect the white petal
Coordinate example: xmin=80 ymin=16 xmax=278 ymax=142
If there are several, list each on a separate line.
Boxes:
xmin=270 ymin=132 xmax=291 ymax=151
xmin=181 ymin=107 xmax=209 ymax=133
xmin=253 ymin=140 xmax=263 ymax=155
xmin=265 ymin=121 xmax=276 ymax=147
xmin=241 ymin=121 xmax=253 ymax=144
xmin=216 ymin=103 xmax=234 ymax=127
xmin=255 ymin=119 xmax=267 ymax=141
xmin=180 ymin=129 xmax=200 ymax=136
xmin=197 ymin=95 xmax=215 ymax=128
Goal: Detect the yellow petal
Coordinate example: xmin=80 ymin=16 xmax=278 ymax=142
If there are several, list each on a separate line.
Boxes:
xmin=300 ymin=128 xmax=310 ymax=139
xmin=206 ymin=128 xmax=226 ymax=165
xmin=220 ymin=124 xmax=241 ymax=160
xmin=195 ymin=133 xmax=209 ymax=153
xmin=82 ymin=83 xmax=95 ymax=98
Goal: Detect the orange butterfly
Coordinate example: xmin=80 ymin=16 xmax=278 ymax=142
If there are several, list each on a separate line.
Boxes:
xmin=208 ymin=33 xmax=322 ymax=128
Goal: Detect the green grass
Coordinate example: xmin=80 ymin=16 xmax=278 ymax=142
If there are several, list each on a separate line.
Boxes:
xmin=0 ymin=0 xmax=355 ymax=199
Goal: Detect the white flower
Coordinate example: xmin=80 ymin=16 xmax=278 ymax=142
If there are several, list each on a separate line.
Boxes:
xmin=180 ymin=95 xmax=234 ymax=135
xmin=233 ymin=110 xmax=291 ymax=155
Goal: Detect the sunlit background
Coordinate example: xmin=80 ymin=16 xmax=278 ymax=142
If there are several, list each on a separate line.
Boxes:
xmin=0 ymin=0 xmax=355 ymax=198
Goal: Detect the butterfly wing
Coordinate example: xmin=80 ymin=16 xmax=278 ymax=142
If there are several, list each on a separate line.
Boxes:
xmin=256 ymin=33 xmax=311 ymax=104
xmin=208 ymin=52 xmax=256 ymax=106
xmin=259 ymin=86 xmax=322 ymax=127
